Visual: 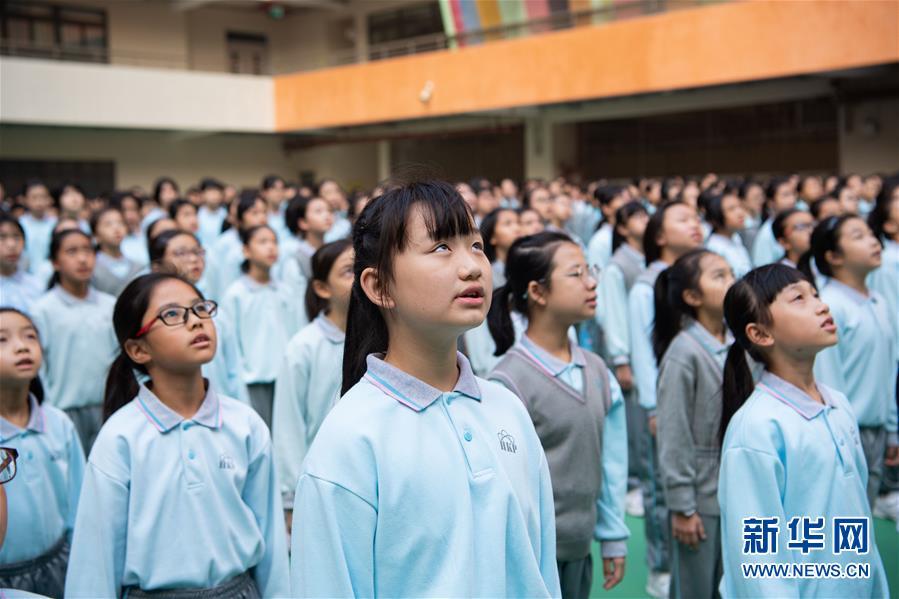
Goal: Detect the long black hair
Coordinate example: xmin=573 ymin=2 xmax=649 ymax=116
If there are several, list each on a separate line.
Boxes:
xmin=611 ymin=201 xmax=647 ymax=253
xmin=239 ymin=224 xmax=275 ymax=273
xmin=0 ymin=307 xmax=45 ymax=403
xmin=479 ymin=207 xmax=517 ymax=263
xmin=719 ymin=264 xmax=810 ymax=442
xmin=652 ymin=248 xmax=713 ymax=363
xmin=798 ymin=214 xmax=865 ymax=280
xmin=341 ymin=180 xmax=477 ymax=395
xmin=285 ymin=195 xmax=327 ymax=238
xmin=104 ymin=273 xmax=204 ymax=420
xmin=306 ymin=239 xmax=352 ymax=321
xmin=47 ymin=229 xmax=92 ymax=290
xmin=868 ymin=178 xmax=899 ymax=242
xmin=643 ymin=200 xmax=686 ymax=266
xmin=486 ymin=231 xmax=573 ymax=357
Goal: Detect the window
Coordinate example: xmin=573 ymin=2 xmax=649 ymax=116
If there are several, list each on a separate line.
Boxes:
xmin=0 ymin=159 xmax=116 ymax=201
xmin=368 ymin=2 xmax=443 ymax=46
xmin=0 ymin=0 xmax=107 ymax=62
xmin=226 ymin=31 xmax=268 ymax=75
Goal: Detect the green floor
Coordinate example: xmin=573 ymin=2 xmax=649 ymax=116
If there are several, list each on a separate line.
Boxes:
xmin=588 ymin=516 xmax=898 ymax=598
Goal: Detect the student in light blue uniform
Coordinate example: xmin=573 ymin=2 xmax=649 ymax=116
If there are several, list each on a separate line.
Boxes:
xmin=318 ymin=178 xmax=353 ymax=243
xmin=206 ymin=191 xmax=268 ymax=301
xmin=718 ymin=264 xmax=889 ymax=598
xmin=587 ymin=185 xmax=630 ymax=270
xmin=223 ymin=226 xmax=300 ymax=429
xmin=197 ymin=178 xmax=228 ymax=249
xmin=703 ymin=192 xmax=752 ymax=278
xmin=0 ymin=308 xmax=85 ymax=598
xmin=290 ymin=181 xmax=560 ymax=597
xmin=140 ymin=177 xmax=180 ymax=235
xmin=89 ymin=207 xmax=143 ymax=297
xmin=867 ymin=181 xmax=899 ymax=354
xmin=65 ymin=273 xmax=289 ymax=598
xmin=486 ymin=232 xmax=628 ymax=598
xmin=30 ymin=230 xmax=117 ymax=454
xmin=627 ymin=200 xmax=704 ymax=598
xmin=751 ymin=177 xmax=798 ymax=267
xmin=148 ymin=230 xmax=248 ymax=404
xmin=53 ymin=182 xmax=91 ymax=236
xmin=19 ymin=181 xmax=57 ymax=275
xmin=0 ymin=215 xmax=42 ymax=315
xmin=273 ymin=239 xmax=352 ymax=528
xmin=803 ymin=215 xmax=899 ymax=506
xmin=260 ymin=175 xmax=290 ymax=242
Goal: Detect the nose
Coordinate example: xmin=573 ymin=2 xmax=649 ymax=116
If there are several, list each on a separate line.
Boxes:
xmin=814 ymin=297 xmax=830 ymax=315
xmin=458 ymin=247 xmax=484 ymax=281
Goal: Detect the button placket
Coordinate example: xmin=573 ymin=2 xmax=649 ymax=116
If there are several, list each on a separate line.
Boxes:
xmin=441 ymin=393 xmax=493 ymax=478
xmin=180 ymin=422 xmax=205 ymax=487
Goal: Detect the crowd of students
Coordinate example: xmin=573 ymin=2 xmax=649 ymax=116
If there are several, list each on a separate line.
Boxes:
xmin=0 ymin=170 xmax=896 ymax=598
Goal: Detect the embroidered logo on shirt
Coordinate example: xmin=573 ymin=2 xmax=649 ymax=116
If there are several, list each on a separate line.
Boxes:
xmin=219 ymin=454 xmax=235 ymax=469
xmin=498 ymin=430 xmax=517 ymax=454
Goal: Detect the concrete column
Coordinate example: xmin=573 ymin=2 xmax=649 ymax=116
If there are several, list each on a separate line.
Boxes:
xmin=354 ymin=12 xmax=369 ymax=63
xmin=376 ymin=139 xmax=392 ymax=182
xmin=525 ymin=114 xmax=555 ymax=180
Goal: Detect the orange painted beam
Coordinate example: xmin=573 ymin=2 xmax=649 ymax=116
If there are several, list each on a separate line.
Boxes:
xmin=274 ymin=0 xmax=899 ymax=132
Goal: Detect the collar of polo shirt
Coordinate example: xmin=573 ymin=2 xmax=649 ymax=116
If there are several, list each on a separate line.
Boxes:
xmin=135 ymin=382 xmax=222 ymax=433
xmin=363 ymin=351 xmax=482 ymax=412
xmin=758 ymin=371 xmax=834 ymax=420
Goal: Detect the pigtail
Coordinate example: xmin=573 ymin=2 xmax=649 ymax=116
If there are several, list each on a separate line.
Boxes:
xmin=29 ymin=377 xmax=45 ymax=404
xmin=46 ymin=271 xmax=60 ymax=290
xmin=341 ymin=275 xmax=390 ymax=396
xmin=797 ymin=249 xmax=815 ymax=281
xmin=651 ymin=268 xmax=680 ymax=364
xmin=103 ymin=352 xmax=142 ymax=421
xmin=719 ymin=342 xmax=755 ymax=444
xmin=487 ymin=284 xmax=516 ymax=356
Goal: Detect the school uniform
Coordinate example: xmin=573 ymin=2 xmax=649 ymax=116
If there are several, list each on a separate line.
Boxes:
xmin=657 ymin=321 xmax=731 ymax=599
xmin=279 ymin=238 xmax=317 ymax=329
xmin=19 ymin=214 xmax=56 ymax=275
xmin=120 ymin=233 xmax=148 ymax=267
xmin=201 ymin=305 xmax=250 ymax=405
xmin=30 ymin=286 xmax=117 ymax=452
xmin=197 ymin=206 xmax=226 ymax=249
xmin=91 ymin=252 xmax=143 ymax=297
xmin=272 ymin=314 xmax=344 ymax=506
xmin=491 ymin=259 xmax=507 ymax=289
xmin=205 ymin=229 xmax=242 ymax=301
xmin=0 ymin=271 xmax=42 ymax=314
xmin=706 ymin=233 xmax=752 ymax=278
xmin=489 ymin=336 xmax=628 ymax=599
xmin=718 ymin=372 xmax=889 ymax=598
xmin=627 ymin=259 xmax=671 ymax=574
xmin=868 ymin=238 xmax=899 ymax=356
xmin=813 ymin=279 xmax=898 ymax=505
xmin=568 ymin=201 xmax=601 ymax=245
xmin=586 ymin=223 xmax=613 ymax=270
xmin=65 ymin=383 xmax=289 ymax=598
xmin=750 ymin=218 xmax=782 ymax=267
xmin=290 ymin=352 xmax=561 ymax=598
xmin=0 ymin=395 xmax=85 ymax=598
xmin=324 ymin=212 xmax=352 ymax=242
xmin=140 ymin=208 xmax=166 ymax=234
xmin=222 ymin=275 xmax=300 ymax=428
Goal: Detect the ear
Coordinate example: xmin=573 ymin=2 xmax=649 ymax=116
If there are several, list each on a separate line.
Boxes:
xmin=824 ymin=248 xmax=843 ymax=269
xmin=745 ymin=322 xmax=774 ymax=349
xmin=124 ymin=338 xmax=152 ymax=366
xmin=682 ymin=287 xmax=703 ymax=309
xmin=242 ymin=245 xmax=251 ymax=260
xmin=311 ymin=279 xmax=333 ymax=301
xmin=526 ymin=280 xmax=548 ymax=307
xmin=359 ymin=266 xmax=394 ymax=309
xmin=883 ymin=219 xmax=898 ymax=236
xmin=299 ymin=218 xmax=309 ymax=233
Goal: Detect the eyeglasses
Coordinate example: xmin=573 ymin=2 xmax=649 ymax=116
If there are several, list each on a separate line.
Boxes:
xmin=0 ymin=447 xmax=18 ymax=484
xmin=790 ymin=222 xmax=814 ymax=233
xmin=135 ymin=300 xmax=218 ymax=338
xmin=171 ymin=248 xmax=205 ymax=259
xmin=559 ymin=264 xmax=600 ymax=284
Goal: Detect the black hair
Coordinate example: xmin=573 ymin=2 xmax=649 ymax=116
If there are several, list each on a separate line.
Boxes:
xmin=809 ymin=196 xmax=839 ymax=221
xmin=284 ymin=196 xmax=327 ymax=237
xmin=593 ymin=184 xmax=626 ymax=226
xmin=486 ymin=231 xmax=574 ymax=357
xmin=316 ymin=178 xmax=341 ymax=196
xmin=168 ymin=198 xmax=196 ymax=220
xmin=479 ymin=207 xmax=518 ymax=263
xmin=199 ymin=177 xmax=223 ymax=192
xmin=239 ymin=224 xmax=275 ymax=273
xmin=868 ymin=178 xmax=899 ymax=241
xmin=771 ymin=208 xmax=803 ymax=242
xmin=799 ymin=214 xmax=867 ymax=279
xmin=342 ymin=180 xmax=476 ymax=395
xmin=0 ymin=211 xmax=26 ymax=241
xmin=104 ymin=273 xmax=204 ymax=420
xmin=702 ymin=193 xmax=727 ymax=232
xmin=611 ymin=201 xmax=648 ymax=252
xmin=23 ymin=178 xmax=48 ymax=197
xmin=89 ymin=205 xmax=123 ymax=236
xmin=148 ymin=229 xmax=200 ymax=266
xmin=145 ymin=217 xmax=175 ymax=255
xmin=762 ymin=176 xmax=792 ymax=221
xmin=47 ymin=229 xmax=92 ymax=289
xmin=305 ymin=239 xmax=353 ymax=321
xmin=652 ymin=249 xmax=713 ymax=362
xmin=261 ymin=174 xmax=285 ymax=190
xmin=720 ymin=264 xmax=811 ymax=442
xmin=153 ymin=177 xmax=179 ymax=204
xmin=0 ymin=307 xmax=45 ymax=403
xmin=236 ymin=190 xmax=265 ymax=228
xmin=109 ymin=190 xmax=142 ymax=212
xmin=643 ymin=200 xmax=686 ymax=266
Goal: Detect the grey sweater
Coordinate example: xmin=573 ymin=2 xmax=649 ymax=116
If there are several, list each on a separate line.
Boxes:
xmin=656 ymin=320 xmax=731 ymax=517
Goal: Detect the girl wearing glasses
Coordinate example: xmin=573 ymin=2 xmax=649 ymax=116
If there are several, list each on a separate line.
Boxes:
xmin=772 ymin=208 xmax=814 ymax=270
xmin=487 ymin=231 xmax=628 ymax=598
xmin=30 ymin=229 xmax=118 ymax=453
xmin=66 ymin=273 xmax=289 ymax=598
xmin=0 ymin=308 xmax=85 ymax=598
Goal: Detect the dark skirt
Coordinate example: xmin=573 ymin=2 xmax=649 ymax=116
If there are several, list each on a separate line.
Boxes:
xmin=0 ymin=536 xmax=69 ymax=599
xmin=124 ymin=572 xmax=260 ymax=599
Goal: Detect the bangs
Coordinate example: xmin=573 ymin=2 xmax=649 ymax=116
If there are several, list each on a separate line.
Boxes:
xmin=745 ymin=263 xmax=813 ymax=306
xmin=382 ymin=180 xmax=476 ymax=252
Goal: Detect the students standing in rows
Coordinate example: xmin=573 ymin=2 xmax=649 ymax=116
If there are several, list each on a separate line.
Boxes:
xmin=0 ymin=214 xmax=42 ymax=314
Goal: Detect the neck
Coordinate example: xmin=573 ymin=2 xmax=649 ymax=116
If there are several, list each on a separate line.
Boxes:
xmin=0 ymin=263 xmax=16 ymax=277
xmin=495 ymin=247 xmax=508 ymax=264
xmin=306 ymin=233 xmax=324 ymax=250
xmin=30 ymin=209 xmax=46 ymax=219
xmin=786 ymin=248 xmax=802 ymax=265
xmin=147 ymin=368 xmax=207 ymax=419
xmin=101 ymin=244 xmax=122 ymax=258
xmin=248 ymin=264 xmax=271 ymax=283
xmin=659 ymin=247 xmax=679 ymax=266
xmin=60 ymin=278 xmax=89 ymax=298
xmin=695 ymin=309 xmax=726 ymax=341
xmin=325 ymin=306 xmax=348 ymax=332
xmin=626 ymin=237 xmax=643 ymax=253
xmin=767 ymin=352 xmax=820 ymax=402
xmin=0 ymin=383 xmax=31 ymax=428
xmin=62 ymin=210 xmax=79 ymax=221
xmin=833 ymin=268 xmax=869 ymax=296
xmin=384 ymin=325 xmax=460 ymax=392
xmin=525 ymin=311 xmax=572 ymax=362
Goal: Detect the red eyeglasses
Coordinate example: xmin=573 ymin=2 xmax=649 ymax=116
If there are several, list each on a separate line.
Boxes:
xmin=135 ymin=300 xmax=218 ymax=338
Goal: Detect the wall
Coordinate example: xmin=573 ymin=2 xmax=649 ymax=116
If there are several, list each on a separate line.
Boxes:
xmin=839 ymin=98 xmax=899 ymax=175
xmin=287 ymin=141 xmax=381 ymax=190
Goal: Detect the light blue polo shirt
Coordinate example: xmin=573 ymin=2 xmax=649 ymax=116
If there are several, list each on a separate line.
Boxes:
xmin=628 ymin=259 xmax=668 ymax=411
xmin=868 ymin=239 xmax=899 ymax=356
xmin=587 ymin=223 xmax=613 ymax=269
xmin=19 ymin=214 xmax=56 ymax=275
xmin=0 ymin=395 xmax=84 ymax=564
xmin=596 ymin=244 xmax=644 ymax=366
xmin=706 ymin=232 xmax=753 ymax=278
xmin=719 ymin=372 xmax=889 ymax=598
xmin=751 ymin=218 xmax=782 ymax=267
xmin=290 ymin=352 xmax=561 ymax=598
xmin=0 ymin=271 xmax=43 ymax=315
xmin=65 ymin=384 xmax=289 ymax=598
xmin=277 ymin=238 xmax=315 ymax=331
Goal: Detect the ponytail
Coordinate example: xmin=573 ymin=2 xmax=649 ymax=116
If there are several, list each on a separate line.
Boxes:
xmin=652 ymin=249 xmax=710 ymax=363
xmin=719 ymin=342 xmax=756 ymax=443
xmin=486 ymin=284 xmax=516 ymax=356
xmin=797 ymin=249 xmax=815 ymax=281
xmin=103 ymin=352 xmax=143 ymax=421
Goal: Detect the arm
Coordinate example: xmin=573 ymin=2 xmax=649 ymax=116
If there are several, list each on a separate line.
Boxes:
xmin=272 ymin=346 xmax=312 ymax=507
xmin=656 ymin=355 xmax=698 ymax=515
xmin=537 ymin=454 xmax=562 ymax=598
xmin=64 ymin=418 xmax=87 ymax=541
xmin=595 ymin=372 xmax=629 ymax=557
xmin=597 ymin=265 xmax=631 ymax=367
xmin=628 ymin=284 xmax=658 ymax=410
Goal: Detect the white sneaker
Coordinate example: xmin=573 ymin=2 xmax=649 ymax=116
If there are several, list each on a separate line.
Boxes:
xmin=645 ymin=571 xmax=670 ymax=599
xmin=625 ymin=488 xmax=645 ymax=517
xmin=872 ymin=492 xmax=899 ymax=521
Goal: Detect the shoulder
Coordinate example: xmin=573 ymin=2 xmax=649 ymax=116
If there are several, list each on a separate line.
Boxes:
xmin=223 ymin=278 xmax=247 ymax=300
xmin=220 ymin=394 xmax=272 ymax=452
xmin=662 ymin=331 xmax=700 ymax=364
xmin=90 ymin=401 xmax=145 ymax=480
xmin=41 ymin=404 xmax=80 ymax=440
xmin=32 ymin=290 xmax=57 ymax=312
xmin=286 ymin=323 xmax=324 ymax=353
xmin=722 ymin=387 xmax=791 ymax=456
xmin=94 ymin=289 xmax=116 ymax=309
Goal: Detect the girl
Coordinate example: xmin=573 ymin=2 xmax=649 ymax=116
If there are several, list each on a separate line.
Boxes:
xmin=207 ymin=191 xmax=268 ymax=300
xmin=653 ymin=249 xmax=735 ymax=599
xmin=290 ymin=180 xmax=559 ymax=597
xmin=30 ymin=230 xmax=117 ymax=453
xmin=704 ymin=193 xmax=752 ymax=277
xmin=0 ymin=214 xmax=42 ymax=315
xmin=802 ymin=216 xmax=899 ymax=505
xmin=197 ymin=178 xmax=226 ymax=249
xmin=90 ymin=207 xmax=143 ymax=296
xmin=65 ymin=273 xmax=289 ymax=597
xmin=751 ymin=177 xmax=798 ymax=267
xmin=55 ymin=183 xmax=89 ymax=233
xmin=223 ymin=225 xmax=299 ymax=428
xmin=718 ymin=264 xmax=889 ymax=597
xmin=867 ymin=180 xmax=899 ymax=353
xmin=273 ymin=239 xmax=353 ymax=533
xmin=0 ymin=308 xmax=84 ymax=598
xmin=587 ymin=185 xmax=630 ymax=270
xmin=627 ymin=200 xmax=703 ymax=599
xmin=480 ymin=207 xmax=522 ymax=289
xmin=113 ymin=191 xmax=149 ymax=267
xmin=520 ymin=207 xmax=546 ymax=236
xmin=149 ymin=230 xmax=247 ymax=404
xmin=168 ymin=198 xmax=200 ymax=235
xmin=279 ymin=195 xmax=334 ymax=327
xmin=141 ymin=177 xmax=179 ymax=231
xmin=772 ymin=208 xmax=814 ymax=268
xmin=487 ymin=232 xmax=628 ymax=598
xmin=19 ymin=180 xmax=56 ymax=275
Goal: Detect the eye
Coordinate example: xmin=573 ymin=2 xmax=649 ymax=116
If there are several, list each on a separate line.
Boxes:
xmin=160 ymin=307 xmax=181 ymax=321
xmin=433 ymin=243 xmax=450 ymax=253
xmin=472 ymin=241 xmax=484 ymax=252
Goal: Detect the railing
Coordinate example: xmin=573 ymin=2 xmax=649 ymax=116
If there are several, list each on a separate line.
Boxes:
xmin=0 ymin=40 xmax=193 ymax=70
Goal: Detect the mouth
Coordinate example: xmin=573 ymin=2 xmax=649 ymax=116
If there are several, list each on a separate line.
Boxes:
xmin=190 ymin=333 xmax=212 ymax=348
xmin=455 ymin=285 xmax=486 ymax=306
xmin=14 ymin=358 xmax=35 ymax=369
xmin=586 ymin=294 xmax=597 ymax=307
xmin=820 ymin=317 xmax=836 ymax=333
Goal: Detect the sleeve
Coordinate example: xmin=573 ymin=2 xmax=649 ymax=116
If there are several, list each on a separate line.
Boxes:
xmin=718 ymin=446 xmax=798 ymax=599
xmin=272 ymin=345 xmax=312 ymax=506
xmin=587 ymin=231 xmax=604 ymax=271
xmin=595 ymin=372 xmax=629 ymax=557
xmin=628 ymin=284 xmax=658 ymax=411
xmin=751 ymin=223 xmax=780 ymax=267
xmin=65 ymin=463 xmax=129 ymax=599
xmin=536 ymin=453 xmax=562 ymax=598
xmin=64 ymin=418 xmax=87 ymax=541
xmin=462 ymin=320 xmax=500 ymax=378
xmin=216 ymin=311 xmax=251 ymax=404
xmin=656 ymin=355 xmax=698 ymax=514
xmin=242 ymin=438 xmax=291 ymax=598
xmin=220 ymin=288 xmax=247 ymax=382
xmin=31 ymin=304 xmax=51 ymax=386
xmin=596 ymin=264 xmax=631 ymax=365
xmin=812 ymin=302 xmax=848 ymax=394
xmin=290 ymin=474 xmax=377 ymax=598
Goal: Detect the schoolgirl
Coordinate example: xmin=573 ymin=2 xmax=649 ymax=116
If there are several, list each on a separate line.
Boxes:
xmin=751 ymin=177 xmax=798 ymax=267
xmin=19 ymin=180 xmax=56 ymax=275
xmin=90 ymin=207 xmax=143 ymax=296
xmin=0 ymin=214 xmax=42 ymax=314
xmin=587 ymin=185 xmax=630 ymax=270
xmin=206 ymin=191 xmax=268 ymax=300
xmin=772 ymin=208 xmax=814 ymax=269
xmin=279 ymin=196 xmax=333 ymax=327
xmin=703 ymin=192 xmax=752 ymax=277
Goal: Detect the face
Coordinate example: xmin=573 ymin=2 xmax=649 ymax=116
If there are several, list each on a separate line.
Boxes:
xmin=53 ymin=233 xmax=95 ymax=285
xmin=837 ymin=188 xmax=859 ymax=215
xmin=0 ymin=311 xmax=41 ymax=385
xmin=95 ymin=210 xmax=127 ymax=248
xmin=317 ymin=247 xmax=355 ymax=315
xmin=320 ymin=181 xmax=347 ymax=212
xmin=161 ymin=234 xmax=205 ymax=284
xmin=0 ymin=223 xmax=24 ymax=273
xmin=721 ymin=194 xmax=746 ymax=231
xmin=501 ymin=179 xmax=517 ymax=198
xmin=175 ymin=204 xmax=199 ymax=233
xmin=772 ymin=183 xmax=797 ymax=213
xmin=519 ymin=209 xmax=544 ymax=236
xmin=203 ymin=188 xmax=224 ymax=210
xmin=263 ymin=180 xmax=286 ymax=208
xmin=680 ymin=182 xmax=701 ymax=208
xmin=535 ymin=242 xmax=598 ymax=324
xmin=801 ymin=177 xmax=823 ymax=201
xmin=366 ymin=207 xmax=490 ymax=339
xmin=743 ymin=184 xmax=765 ymax=216
xmin=756 ymin=280 xmax=836 ymax=362
xmin=25 ymin=185 xmax=52 ymax=215
xmin=456 ymin=184 xmax=478 ymax=214
xmin=59 ymin=186 xmax=85 ymax=216
xmin=620 ymin=210 xmax=649 ymax=241
xmin=691 ymin=254 xmax=734 ymax=316
xmin=863 ymin=176 xmax=880 ymax=199
xmin=127 ymin=279 xmax=217 ymax=373
xmin=240 ymin=199 xmax=268 ymax=229
xmin=831 ymin=218 xmax=882 ymax=273
xmin=780 ymin=211 xmax=814 ymax=256
xmin=301 ymin=198 xmax=335 ymax=236
xmin=490 ymin=210 xmax=521 ymax=254
xmin=815 ymin=198 xmax=841 ymax=221
xmin=602 ymin=193 xmax=630 ymax=223
xmin=245 ymin=228 xmax=278 ymax=269
xmin=529 ymin=189 xmax=553 ymax=221
xmin=477 ymin=190 xmax=499 ymax=217
xmin=551 ymin=195 xmax=572 ymax=224
xmin=647 ymin=181 xmax=662 ymax=205
xmin=120 ymin=197 xmax=141 ymax=232
xmin=658 ymin=204 xmax=704 ymax=255
xmin=159 ymin=182 xmax=179 ymax=207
